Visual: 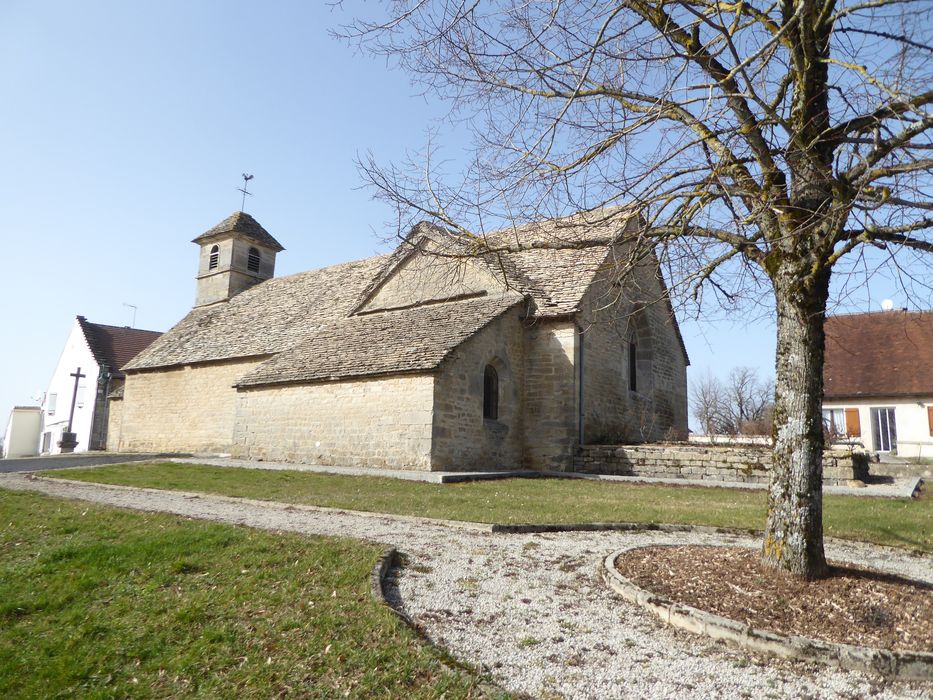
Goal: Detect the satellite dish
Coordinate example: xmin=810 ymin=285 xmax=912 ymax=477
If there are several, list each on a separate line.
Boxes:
xmin=881 ymin=299 xmax=895 ymax=311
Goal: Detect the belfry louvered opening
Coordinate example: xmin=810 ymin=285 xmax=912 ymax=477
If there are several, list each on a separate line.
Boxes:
xmin=208 ymin=245 xmax=220 ymax=270
xmin=247 ymin=246 xmax=261 ymax=273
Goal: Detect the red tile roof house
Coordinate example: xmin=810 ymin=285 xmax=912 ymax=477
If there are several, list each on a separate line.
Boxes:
xmin=822 ymin=310 xmax=933 ymax=459
xmin=39 ymin=316 xmax=161 ymax=454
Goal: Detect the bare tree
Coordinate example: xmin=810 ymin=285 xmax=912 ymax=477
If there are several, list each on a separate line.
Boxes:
xmin=691 ymin=370 xmax=726 ymax=436
xmin=694 ymin=368 xmax=774 ymax=436
xmin=342 ymin=1 xmax=933 ymax=578
xmin=723 ymin=367 xmax=774 ymax=435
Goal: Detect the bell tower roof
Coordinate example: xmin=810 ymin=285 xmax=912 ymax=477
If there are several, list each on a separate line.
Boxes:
xmin=192 ymin=211 xmax=285 ymax=252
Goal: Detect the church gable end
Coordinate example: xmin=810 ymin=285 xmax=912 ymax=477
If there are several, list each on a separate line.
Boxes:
xmin=355 ymin=240 xmax=510 ymax=315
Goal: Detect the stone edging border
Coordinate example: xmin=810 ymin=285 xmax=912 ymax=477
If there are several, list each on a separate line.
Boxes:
xmin=368 ymin=548 xmax=523 ymax=699
xmin=601 ymin=544 xmax=933 ymax=681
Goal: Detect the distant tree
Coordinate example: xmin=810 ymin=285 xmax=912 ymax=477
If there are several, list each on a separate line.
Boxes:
xmin=343 ymin=1 xmax=933 ymax=579
xmin=692 ymin=371 xmax=725 ymax=437
xmin=692 ymin=368 xmax=774 ymax=436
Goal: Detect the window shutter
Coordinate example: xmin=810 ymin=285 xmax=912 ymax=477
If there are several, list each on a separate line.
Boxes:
xmin=844 ymin=408 xmax=861 ymax=437
xmin=928 ymin=406 xmax=933 ymax=437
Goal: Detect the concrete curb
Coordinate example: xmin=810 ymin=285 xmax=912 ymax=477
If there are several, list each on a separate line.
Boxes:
xmin=369 ymin=548 xmax=413 ymax=625
xmin=601 ymin=544 xmax=933 ymax=681
xmin=492 ymin=521 xmax=760 ymax=536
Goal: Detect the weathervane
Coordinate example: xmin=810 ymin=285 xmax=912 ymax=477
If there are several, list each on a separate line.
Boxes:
xmin=237 ymin=173 xmax=254 ymax=211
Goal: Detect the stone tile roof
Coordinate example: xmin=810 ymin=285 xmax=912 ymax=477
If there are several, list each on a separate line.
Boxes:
xmin=76 ymin=316 xmax=163 ymax=377
xmin=237 ymin=294 xmax=525 ymax=387
xmin=127 ymin=209 xmax=690 ymax=380
xmin=824 ymin=310 xmax=933 ymax=399
xmin=359 ymin=210 xmax=633 ymax=317
xmin=474 ymin=210 xmax=628 ymax=314
xmin=125 ymin=256 xmax=389 ymax=371
xmin=192 ymin=211 xmax=285 ymax=252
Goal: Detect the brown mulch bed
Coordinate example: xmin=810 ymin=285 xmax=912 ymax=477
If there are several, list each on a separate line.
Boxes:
xmin=615 ymin=545 xmax=933 ymax=652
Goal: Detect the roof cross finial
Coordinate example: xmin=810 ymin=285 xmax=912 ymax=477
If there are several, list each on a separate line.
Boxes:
xmin=237 ymin=173 xmax=254 ymax=212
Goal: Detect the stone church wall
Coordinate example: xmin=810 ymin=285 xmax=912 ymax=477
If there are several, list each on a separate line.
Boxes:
xmin=577 ymin=252 xmax=688 ymax=444
xmin=522 ymin=320 xmax=579 ymax=471
xmin=117 ymin=358 xmax=262 ymax=453
xmin=232 ymin=374 xmax=435 ymax=469
xmin=431 ymin=307 xmax=525 ymax=470
xmin=106 ymin=396 xmax=123 ymax=451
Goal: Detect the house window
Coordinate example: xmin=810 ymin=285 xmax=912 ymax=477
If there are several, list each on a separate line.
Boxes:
xmin=822 ymin=408 xmax=845 ymax=436
xmin=47 ymin=393 xmax=57 ymax=415
xmin=209 ymin=245 xmax=220 ymax=270
xmin=247 ymin=247 xmax=261 ymax=273
xmin=628 ymin=340 xmax=637 ymax=392
xmin=870 ymin=407 xmax=897 ymax=452
xmin=483 ymin=365 xmax=499 ymax=420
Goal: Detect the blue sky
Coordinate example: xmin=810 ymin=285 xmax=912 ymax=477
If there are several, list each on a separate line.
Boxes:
xmin=0 ymin=1 xmax=921 ymax=432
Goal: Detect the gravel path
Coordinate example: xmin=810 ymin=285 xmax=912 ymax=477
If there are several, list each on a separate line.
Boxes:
xmin=2 ymin=472 xmax=930 ymax=700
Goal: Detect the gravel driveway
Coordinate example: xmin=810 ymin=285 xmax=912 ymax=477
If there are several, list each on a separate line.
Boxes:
xmin=1 ymin=472 xmax=929 ymax=699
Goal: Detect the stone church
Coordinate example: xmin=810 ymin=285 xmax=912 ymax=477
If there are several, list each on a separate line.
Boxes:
xmin=110 ymin=210 xmax=689 ymax=471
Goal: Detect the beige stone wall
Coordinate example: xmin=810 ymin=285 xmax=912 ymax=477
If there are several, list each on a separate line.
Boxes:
xmin=232 ymin=374 xmax=435 ymax=469
xmin=118 ymin=358 xmax=262 ymax=453
xmin=575 ymin=444 xmax=869 ymax=486
xmin=577 ymin=250 xmax=688 ymax=443
xmin=106 ymin=397 xmax=123 ymax=451
xmin=522 ymin=320 xmax=579 ymax=471
xmin=431 ymin=307 xmax=526 ymax=470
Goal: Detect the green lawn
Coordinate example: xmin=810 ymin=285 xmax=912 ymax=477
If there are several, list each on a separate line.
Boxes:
xmin=0 ymin=490 xmax=504 ymax=699
xmin=47 ymin=462 xmax=932 ymax=553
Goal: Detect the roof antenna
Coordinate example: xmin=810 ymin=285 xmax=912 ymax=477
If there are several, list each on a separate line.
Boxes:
xmin=123 ymin=302 xmax=138 ymax=328
xmin=237 ymin=173 xmax=254 ymax=212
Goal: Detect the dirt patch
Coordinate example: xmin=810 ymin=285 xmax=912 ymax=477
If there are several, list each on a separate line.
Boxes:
xmin=615 ymin=545 xmax=933 ymax=652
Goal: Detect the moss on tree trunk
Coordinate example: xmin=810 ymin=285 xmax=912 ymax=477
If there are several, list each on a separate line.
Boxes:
xmin=762 ymin=264 xmax=831 ymax=579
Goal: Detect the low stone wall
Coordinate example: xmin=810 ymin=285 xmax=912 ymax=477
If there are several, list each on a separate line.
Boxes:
xmin=575 ymin=444 xmax=869 ymax=486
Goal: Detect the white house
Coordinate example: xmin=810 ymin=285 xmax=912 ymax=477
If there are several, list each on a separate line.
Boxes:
xmin=2 ymin=406 xmax=41 ymax=458
xmin=822 ymin=309 xmax=933 ymax=459
xmin=39 ymin=316 xmax=161 ymax=454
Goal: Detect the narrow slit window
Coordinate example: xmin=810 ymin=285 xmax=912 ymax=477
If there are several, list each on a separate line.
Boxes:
xmin=208 ymin=245 xmax=219 ymax=270
xmin=247 ymin=247 xmax=261 ymax=273
xmin=483 ymin=365 xmax=499 ymax=420
xmin=628 ymin=340 xmax=637 ymax=392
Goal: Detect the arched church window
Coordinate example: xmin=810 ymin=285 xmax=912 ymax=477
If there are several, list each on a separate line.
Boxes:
xmin=247 ymin=247 xmax=261 ymax=273
xmin=483 ymin=365 xmax=499 ymax=420
xmin=208 ymin=245 xmax=219 ymax=270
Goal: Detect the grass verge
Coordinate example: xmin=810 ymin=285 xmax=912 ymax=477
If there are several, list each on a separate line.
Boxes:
xmin=0 ymin=489 xmax=505 ymax=699
xmin=46 ymin=462 xmax=932 ymax=553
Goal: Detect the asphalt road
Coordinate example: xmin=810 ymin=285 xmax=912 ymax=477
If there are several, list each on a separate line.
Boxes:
xmin=0 ymin=453 xmax=176 ymax=473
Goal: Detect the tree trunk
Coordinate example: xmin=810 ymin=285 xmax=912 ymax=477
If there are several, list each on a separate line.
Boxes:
xmin=761 ymin=265 xmax=831 ymax=579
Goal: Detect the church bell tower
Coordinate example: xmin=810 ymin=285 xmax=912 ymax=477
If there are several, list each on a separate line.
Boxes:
xmin=192 ymin=212 xmax=285 ymax=307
